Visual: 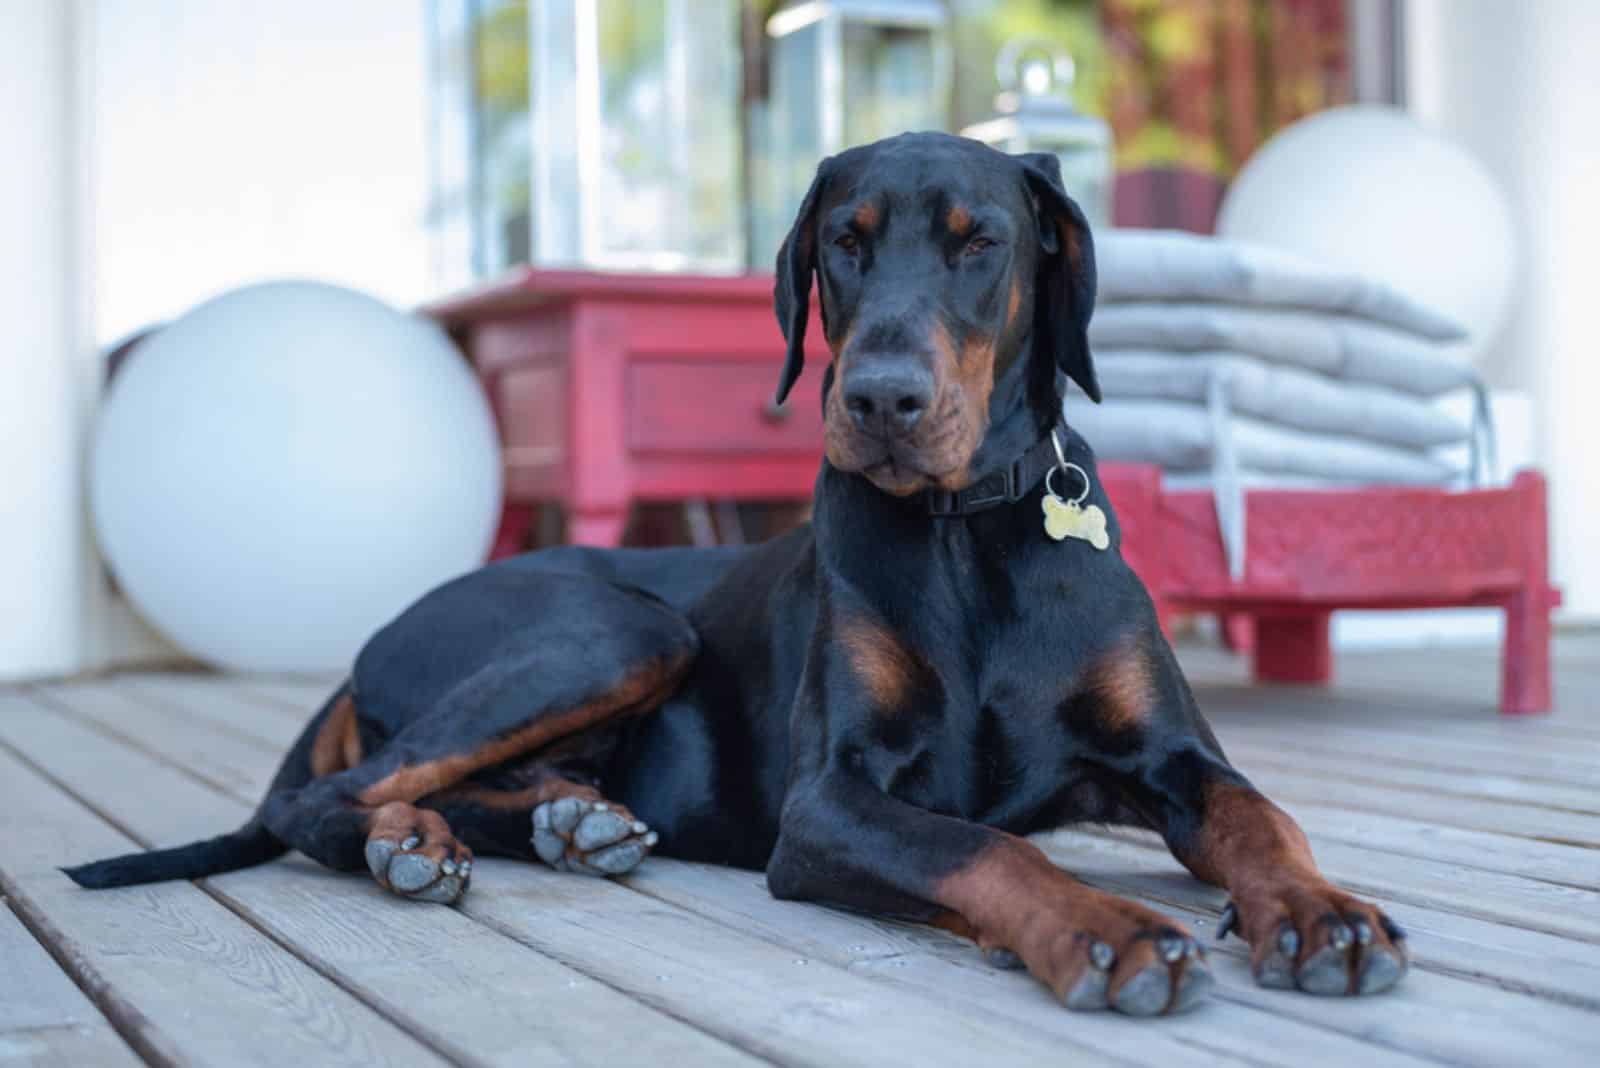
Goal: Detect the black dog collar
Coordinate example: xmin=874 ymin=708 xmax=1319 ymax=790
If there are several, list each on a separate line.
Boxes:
xmin=925 ymin=419 xmax=1076 ymax=518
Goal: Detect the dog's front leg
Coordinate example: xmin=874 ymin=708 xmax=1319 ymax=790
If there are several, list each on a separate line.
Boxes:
xmin=766 ymin=772 xmax=1213 ymax=1015
xmin=1072 ymin=629 xmax=1410 ymax=996
xmin=1160 ymin=769 xmax=1410 ymax=996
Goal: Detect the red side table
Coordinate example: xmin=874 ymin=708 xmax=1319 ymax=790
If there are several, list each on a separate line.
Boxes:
xmin=429 ymin=269 xmax=1557 ymax=716
xmin=427 ymin=269 xmax=829 ymax=553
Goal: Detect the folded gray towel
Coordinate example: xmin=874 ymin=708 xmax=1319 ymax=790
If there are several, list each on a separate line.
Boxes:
xmin=1096 ymin=229 xmax=1466 ymax=341
xmin=1090 ymin=303 xmax=1477 ymax=396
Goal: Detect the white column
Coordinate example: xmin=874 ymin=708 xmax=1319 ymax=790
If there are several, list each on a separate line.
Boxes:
xmin=1406 ymin=0 xmax=1600 ymax=621
xmin=0 ymin=2 xmax=89 ymax=679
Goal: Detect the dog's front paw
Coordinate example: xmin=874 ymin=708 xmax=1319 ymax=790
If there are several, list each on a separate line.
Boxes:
xmin=531 ymin=796 xmax=658 ymax=876
xmin=999 ymin=893 xmax=1214 ymax=1016
xmin=1219 ymin=878 xmax=1407 ymax=995
xmin=364 ymin=802 xmax=472 ymax=904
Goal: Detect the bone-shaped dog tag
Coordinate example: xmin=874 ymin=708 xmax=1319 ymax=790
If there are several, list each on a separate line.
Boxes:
xmin=1042 ymin=493 xmax=1109 ymax=550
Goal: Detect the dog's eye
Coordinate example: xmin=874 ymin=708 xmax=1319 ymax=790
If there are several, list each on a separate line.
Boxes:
xmin=834 ymin=233 xmax=860 ymax=256
xmin=963 ymin=237 xmax=997 ymax=257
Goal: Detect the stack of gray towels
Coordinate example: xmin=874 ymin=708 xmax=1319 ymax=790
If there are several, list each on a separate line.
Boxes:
xmin=1071 ymin=230 xmax=1491 ymax=577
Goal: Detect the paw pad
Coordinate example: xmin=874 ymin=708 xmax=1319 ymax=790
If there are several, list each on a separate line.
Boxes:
xmin=531 ymin=796 xmax=657 ymax=876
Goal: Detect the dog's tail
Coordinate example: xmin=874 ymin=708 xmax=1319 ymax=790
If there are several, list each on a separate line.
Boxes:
xmin=61 ymin=819 xmax=287 ymax=888
xmin=62 ymin=680 xmax=353 ymax=889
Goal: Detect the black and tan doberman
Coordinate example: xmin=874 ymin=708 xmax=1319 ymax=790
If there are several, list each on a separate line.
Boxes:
xmin=68 ymin=132 xmax=1406 ymax=1016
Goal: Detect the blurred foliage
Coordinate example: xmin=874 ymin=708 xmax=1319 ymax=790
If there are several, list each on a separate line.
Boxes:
xmin=1102 ymin=0 xmax=1349 ymax=177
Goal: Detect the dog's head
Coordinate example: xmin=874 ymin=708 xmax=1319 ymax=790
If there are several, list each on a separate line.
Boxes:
xmin=773 ymin=132 xmax=1099 ymax=497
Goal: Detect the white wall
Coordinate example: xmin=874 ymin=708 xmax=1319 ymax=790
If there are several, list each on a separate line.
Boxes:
xmin=1407 ymin=0 xmax=1600 ymax=620
xmin=89 ymin=2 xmax=431 ymax=344
xmin=0 ymin=2 xmax=91 ymax=679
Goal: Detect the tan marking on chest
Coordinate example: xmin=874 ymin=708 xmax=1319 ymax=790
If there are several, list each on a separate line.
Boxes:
xmin=1082 ymin=637 xmax=1156 ymax=732
xmin=839 ymin=616 xmax=928 ymax=713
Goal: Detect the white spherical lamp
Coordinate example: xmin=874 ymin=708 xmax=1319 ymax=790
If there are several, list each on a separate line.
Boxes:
xmin=1218 ymin=106 xmax=1517 ymax=356
xmin=92 ymin=281 xmax=502 ymax=672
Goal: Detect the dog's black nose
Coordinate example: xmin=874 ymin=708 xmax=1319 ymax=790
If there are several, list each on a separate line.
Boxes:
xmin=842 ymin=363 xmax=934 ymax=437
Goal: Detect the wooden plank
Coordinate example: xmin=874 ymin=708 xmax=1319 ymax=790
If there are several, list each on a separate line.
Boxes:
xmin=31 ymin=681 xmax=277 ymax=804
xmin=1242 ymin=766 xmax=1600 ymax=847
xmin=0 ymin=907 xmax=143 ymax=1068
xmin=1222 ymin=740 xmax=1600 ymax=816
xmin=110 ymin=675 xmax=305 ymax=750
xmin=0 ymin=728 xmax=449 ymax=1066
xmin=1269 ymin=801 xmax=1600 ymax=891
xmin=625 ymin=860 xmax=1438 ymax=1068
xmin=0 ymin=693 xmax=762 ymax=1068
xmin=229 ymin=674 xmax=346 ymax=717
xmin=1084 ymin=816 xmax=1600 ymax=944
xmin=1219 ymin=722 xmax=1600 ymax=787
xmin=459 ymin=863 xmax=1126 ymax=1068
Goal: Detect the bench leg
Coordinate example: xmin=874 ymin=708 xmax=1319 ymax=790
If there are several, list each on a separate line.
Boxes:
xmin=1219 ymin=613 xmax=1256 ymax=655
xmin=1252 ymin=613 xmax=1332 ymax=685
xmin=1501 ymin=470 xmax=1554 ymax=715
xmin=1501 ymin=591 xmax=1553 ymax=716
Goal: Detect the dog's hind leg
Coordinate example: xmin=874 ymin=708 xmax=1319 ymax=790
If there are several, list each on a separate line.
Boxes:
xmin=259 ymin=581 xmax=698 ymax=903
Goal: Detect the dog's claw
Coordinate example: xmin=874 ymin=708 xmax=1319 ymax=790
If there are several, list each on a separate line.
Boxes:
xmin=1216 ymin=902 xmax=1239 ymax=941
xmin=983 ymin=946 xmax=1024 ymax=970
xmin=1089 ymin=940 xmax=1115 ymax=971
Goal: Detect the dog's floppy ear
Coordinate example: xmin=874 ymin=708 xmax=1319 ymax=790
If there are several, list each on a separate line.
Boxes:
xmin=1018 ymin=152 xmax=1101 ymax=403
xmin=772 ymin=157 xmax=833 ymax=406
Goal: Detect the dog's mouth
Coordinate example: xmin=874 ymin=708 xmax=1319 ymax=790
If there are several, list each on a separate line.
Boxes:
xmin=835 ymin=435 xmax=970 ymax=496
xmin=860 ymin=453 xmax=936 ymax=496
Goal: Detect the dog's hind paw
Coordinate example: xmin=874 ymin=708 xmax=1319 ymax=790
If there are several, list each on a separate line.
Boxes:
xmin=531 ymin=796 xmax=657 ymax=876
xmin=365 ymin=802 xmax=472 ymax=904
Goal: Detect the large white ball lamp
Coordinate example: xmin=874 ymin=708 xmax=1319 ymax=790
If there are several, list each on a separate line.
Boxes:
xmin=1218 ymin=106 xmax=1517 ymax=358
xmin=92 ymin=281 xmax=502 ymax=672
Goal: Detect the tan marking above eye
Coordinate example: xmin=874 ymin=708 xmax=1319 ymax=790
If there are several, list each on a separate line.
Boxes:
xmin=853 ymin=200 xmax=880 ymax=231
xmin=946 ymin=204 xmax=973 ymax=236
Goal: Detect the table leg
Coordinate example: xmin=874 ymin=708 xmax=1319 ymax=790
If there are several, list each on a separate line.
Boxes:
xmin=1252 ymin=612 xmax=1333 ymax=685
xmin=568 ymin=508 xmax=629 ymax=548
xmin=489 ymin=504 xmax=537 ymax=560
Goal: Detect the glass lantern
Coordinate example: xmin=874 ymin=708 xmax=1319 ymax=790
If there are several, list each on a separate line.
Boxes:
xmin=960 ymin=39 xmax=1112 ymax=229
xmin=529 ymin=0 xmax=744 ymax=272
xmin=754 ymin=0 xmax=952 ymax=264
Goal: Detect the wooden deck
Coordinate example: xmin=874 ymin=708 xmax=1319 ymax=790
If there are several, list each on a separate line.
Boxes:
xmin=3 ymin=637 xmax=1598 ymax=1067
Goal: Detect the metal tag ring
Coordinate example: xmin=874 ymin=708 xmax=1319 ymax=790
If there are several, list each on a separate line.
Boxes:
xmin=1045 ymin=461 xmax=1091 ymax=507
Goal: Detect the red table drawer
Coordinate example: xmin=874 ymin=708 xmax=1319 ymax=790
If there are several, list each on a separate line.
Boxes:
xmin=627 ymin=359 xmax=824 ymax=454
